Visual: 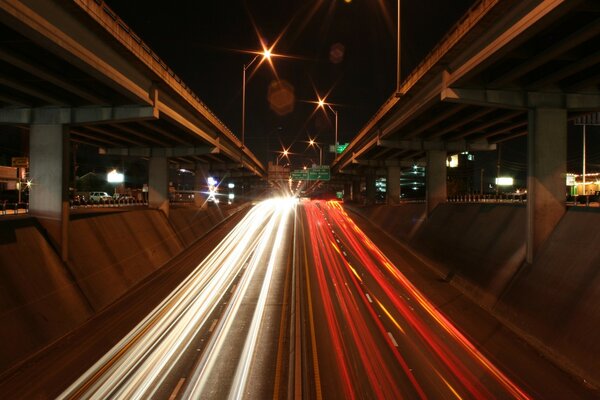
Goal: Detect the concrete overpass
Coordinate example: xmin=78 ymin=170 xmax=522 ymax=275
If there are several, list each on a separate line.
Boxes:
xmin=332 ymin=0 xmax=600 ymax=262
xmin=0 ymin=0 xmax=266 ymax=259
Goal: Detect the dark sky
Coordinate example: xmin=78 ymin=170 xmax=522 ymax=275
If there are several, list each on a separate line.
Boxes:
xmin=105 ymin=0 xmax=476 ymax=168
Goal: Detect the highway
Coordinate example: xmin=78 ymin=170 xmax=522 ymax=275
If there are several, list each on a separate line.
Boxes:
xmin=57 ymin=198 xmax=297 ymax=399
xmin=299 ymin=200 xmax=529 ymax=399
xmin=36 ymin=197 xmax=593 ymax=399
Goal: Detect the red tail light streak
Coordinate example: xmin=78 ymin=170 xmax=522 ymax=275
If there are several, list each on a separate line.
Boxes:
xmin=303 ymin=200 xmax=530 ymax=399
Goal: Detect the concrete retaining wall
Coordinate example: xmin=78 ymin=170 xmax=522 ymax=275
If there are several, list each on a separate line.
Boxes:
xmin=351 ymin=203 xmax=427 ymax=242
xmin=496 ymin=208 xmax=600 ymax=385
xmin=169 ymin=205 xmax=230 ymax=247
xmin=68 ymin=209 xmax=184 ymax=311
xmin=410 ymin=203 xmax=526 ymax=307
xmin=0 ymin=205 xmax=233 ymax=372
xmin=350 ymin=202 xmax=600 ymax=387
xmin=0 ymin=218 xmax=92 ymax=371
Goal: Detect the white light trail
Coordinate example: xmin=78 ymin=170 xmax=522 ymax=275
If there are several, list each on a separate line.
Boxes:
xmin=58 ymin=198 xmax=296 ymax=400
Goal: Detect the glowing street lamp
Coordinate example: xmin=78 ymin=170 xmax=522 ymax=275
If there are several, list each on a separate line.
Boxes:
xmin=308 ymin=138 xmax=323 ymax=166
xmin=242 ymin=47 xmax=273 ymax=149
xmin=317 ymin=97 xmax=339 ymax=149
xmin=276 ymin=148 xmax=289 ymax=166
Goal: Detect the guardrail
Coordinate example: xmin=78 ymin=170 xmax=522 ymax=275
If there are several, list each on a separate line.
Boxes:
xmin=70 ymin=198 xmax=148 ymax=208
xmin=0 ymin=201 xmax=28 ymax=215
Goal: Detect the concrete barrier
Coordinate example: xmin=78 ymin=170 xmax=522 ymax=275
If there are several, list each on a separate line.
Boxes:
xmin=68 ymin=210 xmax=184 ymax=311
xmin=0 ymin=204 xmax=243 ymax=372
xmin=410 ymin=203 xmax=526 ymax=307
xmin=0 ymin=218 xmax=92 ymax=371
xmin=169 ymin=205 xmax=229 ymax=247
xmin=348 ymin=203 xmax=426 ymax=242
xmin=495 ymin=207 xmax=600 ymax=386
xmin=349 ymin=202 xmax=600 ymax=387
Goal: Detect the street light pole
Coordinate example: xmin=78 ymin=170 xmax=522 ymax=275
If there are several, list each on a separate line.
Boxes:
xmin=333 ymin=107 xmax=338 ymax=148
xmin=242 ymin=55 xmax=258 ymax=149
xmin=308 ymin=139 xmax=322 ymax=166
xmin=397 ymin=0 xmax=401 ymax=93
xmin=242 ymin=49 xmax=272 ymax=149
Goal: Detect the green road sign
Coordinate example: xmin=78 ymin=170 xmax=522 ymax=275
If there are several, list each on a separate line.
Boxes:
xmin=290 ymin=166 xmax=331 ymax=181
xmin=308 ymin=170 xmax=330 ymax=180
xmin=291 ymin=170 xmax=309 ymax=180
xmin=336 ymin=143 xmax=349 ymax=154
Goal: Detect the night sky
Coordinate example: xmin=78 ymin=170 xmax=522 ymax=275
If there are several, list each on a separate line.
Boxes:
xmin=105 ymin=0 xmax=476 ymax=168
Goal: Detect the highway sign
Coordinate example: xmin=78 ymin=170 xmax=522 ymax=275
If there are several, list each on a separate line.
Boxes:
xmin=290 ymin=165 xmax=330 ymax=181
xmin=336 ymin=143 xmax=349 ymax=154
xmin=308 ymin=165 xmax=330 ymax=180
xmin=291 ymin=170 xmax=309 ymax=180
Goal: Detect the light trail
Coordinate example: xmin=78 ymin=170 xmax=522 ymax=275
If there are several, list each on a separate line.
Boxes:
xmin=58 ymin=198 xmax=296 ymax=400
xmin=184 ymin=197 xmax=295 ymax=399
xmin=302 ymin=200 xmax=530 ymax=399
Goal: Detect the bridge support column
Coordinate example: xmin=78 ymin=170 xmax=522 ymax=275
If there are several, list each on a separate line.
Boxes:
xmin=351 ymin=179 xmax=361 ymax=202
xmin=343 ymin=182 xmax=352 ymax=202
xmin=365 ymin=168 xmax=376 ymax=205
xmin=148 ymin=155 xmax=169 ymax=216
xmin=387 ymin=165 xmax=401 ymax=205
xmin=29 ymin=124 xmax=70 ymax=261
xmin=194 ymin=163 xmax=210 ymax=208
xmin=426 ymin=150 xmax=447 ymax=216
xmin=527 ymin=108 xmax=567 ymax=263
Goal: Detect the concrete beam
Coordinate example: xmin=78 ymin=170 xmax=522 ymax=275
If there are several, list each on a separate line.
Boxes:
xmin=352 ymin=159 xmax=426 ymax=168
xmin=441 ymin=86 xmax=600 ymax=111
xmin=208 ymin=162 xmax=244 ymax=170
xmin=445 ymin=1 xmax=570 ymax=87
xmin=0 ymin=105 xmax=157 ymax=125
xmin=378 ymin=138 xmax=496 ymax=152
xmin=103 ymin=146 xmax=218 ymax=158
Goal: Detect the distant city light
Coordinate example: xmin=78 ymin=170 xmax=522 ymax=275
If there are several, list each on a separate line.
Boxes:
xmin=207 ymin=177 xmax=217 ymax=186
xmin=228 ymin=193 xmax=235 ymax=200
xmin=228 ymin=183 xmax=235 ymax=189
xmin=107 ymin=169 xmax=124 ymax=183
xmin=495 ymin=177 xmax=514 ymax=186
xmin=446 ymin=155 xmax=459 ymax=168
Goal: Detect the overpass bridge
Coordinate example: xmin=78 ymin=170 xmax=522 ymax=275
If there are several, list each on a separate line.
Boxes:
xmin=0 ymin=0 xmax=265 ymax=259
xmin=332 ymin=0 xmax=600 ymax=262
xmin=0 ymin=0 xmax=600 ymax=396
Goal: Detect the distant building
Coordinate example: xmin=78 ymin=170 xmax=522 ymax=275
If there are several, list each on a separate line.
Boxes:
xmin=567 ymin=173 xmax=600 ymax=195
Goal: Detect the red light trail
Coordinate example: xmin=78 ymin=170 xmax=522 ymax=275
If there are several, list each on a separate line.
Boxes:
xmin=303 ymin=200 xmax=530 ymax=399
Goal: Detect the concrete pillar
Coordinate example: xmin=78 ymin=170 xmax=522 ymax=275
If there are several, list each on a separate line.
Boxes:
xmin=365 ymin=169 xmax=376 ymax=205
xmin=527 ymin=108 xmax=567 ymax=263
xmin=426 ymin=150 xmax=447 ymax=216
xmin=29 ymin=124 xmax=70 ymax=261
xmin=148 ymin=155 xmax=169 ymax=216
xmin=194 ymin=162 xmax=210 ymax=208
xmin=387 ymin=165 xmax=401 ymax=205
xmin=343 ymin=182 xmax=352 ymax=202
xmin=352 ymin=179 xmax=361 ymax=202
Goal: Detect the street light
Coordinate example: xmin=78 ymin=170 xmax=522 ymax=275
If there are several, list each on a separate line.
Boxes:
xmin=308 ymin=138 xmax=323 ymax=166
xmin=242 ymin=47 xmax=272 ymax=148
xmin=317 ymin=98 xmax=338 ymax=149
xmin=276 ymin=148 xmax=289 ymax=166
